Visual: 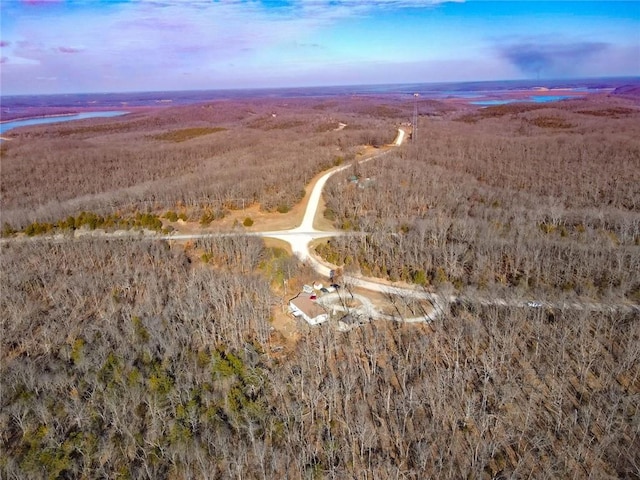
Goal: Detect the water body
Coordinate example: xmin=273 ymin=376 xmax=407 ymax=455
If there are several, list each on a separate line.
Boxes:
xmin=531 ymin=95 xmax=574 ymax=103
xmin=471 ymin=99 xmax=519 ymax=106
xmin=0 ymin=111 xmax=129 ymax=135
xmin=471 ymin=95 xmax=575 ymax=106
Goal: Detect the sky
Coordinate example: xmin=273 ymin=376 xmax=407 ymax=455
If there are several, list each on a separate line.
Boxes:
xmin=1 ymin=0 xmax=639 ymax=95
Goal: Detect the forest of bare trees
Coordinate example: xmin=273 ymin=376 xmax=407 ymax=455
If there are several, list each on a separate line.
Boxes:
xmin=1 ymin=98 xmax=395 ymax=231
xmin=1 ymin=236 xmax=638 ymax=478
xmin=1 ymin=93 xmax=639 ymax=478
xmin=320 ymin=96 xmax=640 ymax=303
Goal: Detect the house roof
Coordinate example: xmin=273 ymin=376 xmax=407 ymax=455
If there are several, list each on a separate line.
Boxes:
xmin=290 ymin=294 xmax=326 ymax=319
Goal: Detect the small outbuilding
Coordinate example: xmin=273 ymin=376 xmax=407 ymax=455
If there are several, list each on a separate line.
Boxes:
xmin=337 ymin=313 xmax=367 ymax=332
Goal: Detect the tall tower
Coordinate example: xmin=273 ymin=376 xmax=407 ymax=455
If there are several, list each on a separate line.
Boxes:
xmin=412 ymin=93 xmax=419 ymax=143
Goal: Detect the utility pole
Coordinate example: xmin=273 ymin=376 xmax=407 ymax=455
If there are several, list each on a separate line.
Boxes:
xmin=412 ymin=93 xmax=419 ymax=143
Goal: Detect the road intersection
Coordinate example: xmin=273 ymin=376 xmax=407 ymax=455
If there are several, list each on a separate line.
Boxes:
xmin=4 ymin=125 xmax=636 ymax=321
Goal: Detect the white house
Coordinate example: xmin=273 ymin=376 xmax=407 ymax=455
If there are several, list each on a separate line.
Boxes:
xmin=289 ymin=295 xmax=329 ymax=325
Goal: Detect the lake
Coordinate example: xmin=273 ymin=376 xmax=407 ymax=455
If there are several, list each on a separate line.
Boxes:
xmin=0 ymin=111 xmax=129 ymax=135
xmin=471 ymin=95 xmax=575 ymax=106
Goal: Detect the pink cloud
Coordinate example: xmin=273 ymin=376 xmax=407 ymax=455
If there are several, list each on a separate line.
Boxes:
xmin=21 ymin=0 xmax=64 ymax=4
xmin=0 ymin=41 xmax=9 ymax=48
xmin=56 ymin=46 xmax=81 ymax=54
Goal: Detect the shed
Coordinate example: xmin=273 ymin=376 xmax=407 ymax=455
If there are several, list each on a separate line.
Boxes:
xmin=337 ymin=313 xmax=366 ymax=332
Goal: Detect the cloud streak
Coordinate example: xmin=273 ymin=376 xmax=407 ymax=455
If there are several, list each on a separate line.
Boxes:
xmin=56 ymin=46 xmax=82 ymax=54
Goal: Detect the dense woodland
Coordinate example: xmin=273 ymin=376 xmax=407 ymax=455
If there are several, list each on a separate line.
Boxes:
xmin=1 ymin=98 xmax=396 ymax=230
xmin=1 ymin=238 xmax=639 ymax=478
xmin=321 ymin=96 xmax=640 ymax=303
xmin=1 ymin=93 xmax=639 ymax=478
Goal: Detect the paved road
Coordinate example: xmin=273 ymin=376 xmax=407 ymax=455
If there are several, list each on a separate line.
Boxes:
xmin=280 ymin=129 xmax=403 ymax=263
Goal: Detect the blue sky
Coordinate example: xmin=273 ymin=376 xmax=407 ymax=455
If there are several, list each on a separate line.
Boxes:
xmin=1 ymin=0 xmax=638 ymax=94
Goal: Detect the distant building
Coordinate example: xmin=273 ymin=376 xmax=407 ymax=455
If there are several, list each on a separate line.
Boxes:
xmin=289 ymin=295 xmax=329 ymax=325
xmin=357 ymin=177 xmax=375 ymax=190
xmin=347 ymin=175 xmax=375 ymax=189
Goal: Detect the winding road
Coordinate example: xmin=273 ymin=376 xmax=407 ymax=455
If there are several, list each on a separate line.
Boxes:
xmin=256 ymin=128 xmax=451 ymax=322
xmin=252 ymin=125 xmax=637 ymax=321
xmin=4 ymin=125 xmax=636 ymax=321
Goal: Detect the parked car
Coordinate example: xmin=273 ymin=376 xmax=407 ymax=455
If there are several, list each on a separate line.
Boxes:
xmin=320 ymin=287 xmax=329 ymax=293
xmin=302 ymin=285 xmax=313 ymax=294
xmin=330 ymin=283 xmax=341 ymax=290
xmin=310 ymin=294 xmax=317 ymax=301
xmin=526 ymin=301 xmax=543 ymax=308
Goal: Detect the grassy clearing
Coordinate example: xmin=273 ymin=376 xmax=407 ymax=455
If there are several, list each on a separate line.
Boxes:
xmin=153 ymin=126 xmax=227 ymax=142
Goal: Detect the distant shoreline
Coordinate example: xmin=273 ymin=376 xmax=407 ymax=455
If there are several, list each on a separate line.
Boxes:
xmin=0 ymin=112 xmax=78 ymax=124
xmin=0 ymin=108 xmax=142 ymax=124
xmin=0 ymin=111 xmax=131 ymax=138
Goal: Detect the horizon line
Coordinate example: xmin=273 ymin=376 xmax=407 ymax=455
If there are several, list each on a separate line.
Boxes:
xmin=2 ymin=75 xmax=639 ymax=99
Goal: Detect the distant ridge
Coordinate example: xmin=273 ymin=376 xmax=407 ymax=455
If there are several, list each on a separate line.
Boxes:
xmin=611 ymin=84 xmax=640 ymax=98
xmin=2 ymin=77 xmax=638 ymax=112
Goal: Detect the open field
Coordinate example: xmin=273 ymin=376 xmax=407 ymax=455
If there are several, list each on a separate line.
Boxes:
xmin=1 ymin=92 xmax=639 ymax=478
